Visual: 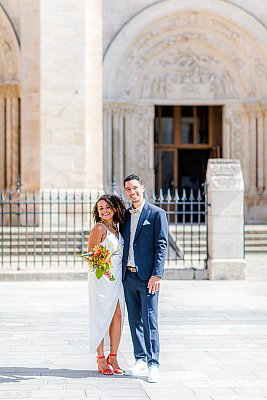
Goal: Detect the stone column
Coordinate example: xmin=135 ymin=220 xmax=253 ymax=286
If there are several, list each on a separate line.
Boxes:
xmin=223 ymin=104 xmax=249 ymax=190
xmin=103 ymin=103 xmax=155 ymax=194
xmin=103 ymin=105 xmax=113 ymax=191
xmin=207 ymin=159 xmax=246 ymax=280
xmin=5 ymin=96 xmax=12 ymax=188
xmin=257 ymin=106 xmax=264 ymax=192
xmin=124 ymin=104 xmax=154 ymax=195
xmin=85 ymin=0 xmax=103 ymax=191
xmin=246 ymin=106 xmax=257 ymax=192
xmin=11 ymin=95 xmax=20 ymax=186
xmin=262 ymin=105 xmax=267 ymax=192
xmin=222 ymin=105 xmax=231 ymax=159
xmin=0 ymin=96 xmax=5 ymax=188
xmin=103 ymin=103 xmax=126 ymax=193
xmin=20 ymin=0 xmax=40 ymax=191
xmin=0 ymin=85 xmax=20 ymax=190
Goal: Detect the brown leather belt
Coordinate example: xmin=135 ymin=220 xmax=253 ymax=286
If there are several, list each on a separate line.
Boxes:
xmin=127 ymin=266 xmax=137 ymax=272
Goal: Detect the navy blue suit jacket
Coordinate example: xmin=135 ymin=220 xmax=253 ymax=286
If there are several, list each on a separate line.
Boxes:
xmin=122 ymin=201 xmax=168 ymax=281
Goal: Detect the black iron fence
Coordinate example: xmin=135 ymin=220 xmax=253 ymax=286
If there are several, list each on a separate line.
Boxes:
xmin=0 ymin=187 xmax=208 ymax=271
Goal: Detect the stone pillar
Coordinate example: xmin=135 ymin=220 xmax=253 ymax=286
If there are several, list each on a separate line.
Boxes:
xmin=124 ymin=104 xmax=155 ymax=196
xmin=207 ymin=159 xmax=246 ymax=280
xmin=11 ymin=95 xmax=20 ymax=186
xmin=222 ymin=105 xmax=231 ymax=159
xmin=5 ymin=96 xmax=12 ymax=187
xmin=257 ymin=106 xmax=264 ymax=192
xmin=223 ymin=104 xmax=249 ymax=190
xmin=0 ymin=97 xmax=5 ymax=187
xmin=20 ymin=0 xmax=40 ymax=191
xmin=0 ymin=85 xmax=20 ymax=190
xmin=103 ymin=105 xmax=113 ymax=191
xmin=263 ymin=106 xmax=267 ymax=192
xmin=85 ymin=0 xmax=103 ymax=190
xmin=103 ymin=102 xmax=154 ymax=194
xmin=247 ymin=106 xmax=257 ymax=192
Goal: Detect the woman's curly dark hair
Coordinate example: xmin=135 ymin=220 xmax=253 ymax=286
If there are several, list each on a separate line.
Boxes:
xmin=92 ymin=194 xmax=126 ymax=225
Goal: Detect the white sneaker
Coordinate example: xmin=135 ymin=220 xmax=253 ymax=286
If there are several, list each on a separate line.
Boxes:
xmin=124 ymin=359 xmax=148 ymax=376
xmin=148 ymin=365 xmax=160 ymax=383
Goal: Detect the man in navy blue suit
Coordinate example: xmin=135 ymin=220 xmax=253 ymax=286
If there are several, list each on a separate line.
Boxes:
xmin=122 ymin=174 xmax=168 ymax=383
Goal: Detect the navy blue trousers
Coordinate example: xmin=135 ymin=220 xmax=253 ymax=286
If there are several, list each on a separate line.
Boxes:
xmin=123 ymin=271 xmax=160 ymax=367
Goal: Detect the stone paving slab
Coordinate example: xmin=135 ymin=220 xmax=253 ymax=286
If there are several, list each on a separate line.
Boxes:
xmin=0 ymin=279 xmax=267 ymax=399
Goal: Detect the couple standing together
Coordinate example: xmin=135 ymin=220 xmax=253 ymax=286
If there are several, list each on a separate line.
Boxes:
xmin=88 ymin=174 xmax=168 ymax=383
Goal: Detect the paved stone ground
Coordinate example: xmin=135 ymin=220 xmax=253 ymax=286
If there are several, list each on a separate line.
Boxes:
xmin=0 ymin=272 xmax=267 ymax=400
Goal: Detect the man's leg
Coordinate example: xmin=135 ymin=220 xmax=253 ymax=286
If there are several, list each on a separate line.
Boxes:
xmin=123 ymin=272 xmax=146 ymax=361
xmin=139 ymin=281 xmax=160 ymax=367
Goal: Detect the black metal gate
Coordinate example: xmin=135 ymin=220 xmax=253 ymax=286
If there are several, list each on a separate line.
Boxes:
xmin=0 ymin=186 xmax=208 ymax=272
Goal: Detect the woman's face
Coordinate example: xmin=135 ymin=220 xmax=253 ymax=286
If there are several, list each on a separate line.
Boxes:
xmin=97 ymin=199 xmax=114 ymax=222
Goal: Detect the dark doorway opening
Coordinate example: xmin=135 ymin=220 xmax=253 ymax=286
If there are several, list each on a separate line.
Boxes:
xmin=178 ymin=149 xmax=210 ymax=194
xmin=154 ymin=105 xmax=222 ymax=195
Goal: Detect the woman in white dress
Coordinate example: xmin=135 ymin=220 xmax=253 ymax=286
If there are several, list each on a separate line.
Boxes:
xmin=88 ymin=194 xmax=126 ymax=375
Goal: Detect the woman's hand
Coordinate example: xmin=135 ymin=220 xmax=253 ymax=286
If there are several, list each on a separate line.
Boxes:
xmin=104 ymin=270 xmax=114 ymax=279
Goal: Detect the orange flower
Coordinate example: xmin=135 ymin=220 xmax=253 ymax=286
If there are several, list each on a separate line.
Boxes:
xmin=80 ymin=244 xmax=116 ymax=281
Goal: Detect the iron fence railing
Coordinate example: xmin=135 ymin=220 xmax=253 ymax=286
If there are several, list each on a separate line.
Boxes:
xmin=0 ymin=186 xmax=208 ymax=271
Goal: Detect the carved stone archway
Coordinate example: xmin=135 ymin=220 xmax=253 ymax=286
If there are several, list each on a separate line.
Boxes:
xmin=0 ymin=4 xmax=20 ymax=190
xmin=104 ymin=0 xmax=267 ymax=221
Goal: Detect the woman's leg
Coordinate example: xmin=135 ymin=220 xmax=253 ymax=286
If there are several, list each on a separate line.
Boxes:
xmin=96 ymin=339 xmax=111 ymax=372
xmin=108 ymin=301 xmax=122 ymax=369
xmin=97 ymin=338 xmax=104 ymax=357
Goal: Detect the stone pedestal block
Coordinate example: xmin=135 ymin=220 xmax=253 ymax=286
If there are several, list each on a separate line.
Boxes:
xmin=208 ymin=259 xmax=245 ymax=280
xmin=207 ymin=159 xmax=246 ymax=280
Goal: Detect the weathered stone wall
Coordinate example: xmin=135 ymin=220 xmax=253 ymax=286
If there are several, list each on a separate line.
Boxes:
xmin=1 ymin=0 xmax=103 ymax=192
xmin=40 ymin=0 xmax=103 ymax=190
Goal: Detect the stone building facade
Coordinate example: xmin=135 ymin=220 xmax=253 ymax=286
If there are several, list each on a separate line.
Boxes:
xmin=1 ymin=0 xmax=267 ymax=222
xmin=0 ymin=0 xmax=103 ymax=194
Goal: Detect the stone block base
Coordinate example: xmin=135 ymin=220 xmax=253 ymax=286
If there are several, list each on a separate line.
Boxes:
xmin=208 ymin=259 xmax=246 ymax=280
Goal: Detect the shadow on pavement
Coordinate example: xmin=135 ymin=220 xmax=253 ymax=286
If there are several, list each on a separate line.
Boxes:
xmin=0 ymin=367 xmax=146 ymax=383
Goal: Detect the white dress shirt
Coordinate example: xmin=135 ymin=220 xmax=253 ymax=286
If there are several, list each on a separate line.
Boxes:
xmin=127 ymin=200 xmax=145 ymax=267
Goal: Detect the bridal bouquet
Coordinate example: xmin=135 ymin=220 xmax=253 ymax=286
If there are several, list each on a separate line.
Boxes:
xmin=80 ymin=244 xmax=116 ymax=281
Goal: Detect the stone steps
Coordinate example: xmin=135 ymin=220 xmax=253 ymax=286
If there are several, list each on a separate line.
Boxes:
xmin=245 ymin=225 xmax=267 ymax=252
xmin=0 ymin=225 xmax=267 ymax=258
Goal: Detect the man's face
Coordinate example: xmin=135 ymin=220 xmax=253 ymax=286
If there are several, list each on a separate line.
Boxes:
xmin=124 ymin=179 xmax=145 ymax=206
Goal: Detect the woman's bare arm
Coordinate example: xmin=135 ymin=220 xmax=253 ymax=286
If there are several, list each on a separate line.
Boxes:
xmin=87 ymin=224 xmax=113 ymax=279
xmin=87 ymin=223 xmax=106 ymax=251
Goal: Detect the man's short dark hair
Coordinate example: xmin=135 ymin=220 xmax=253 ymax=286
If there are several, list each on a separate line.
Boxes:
xmin=124 ymin=174 xmax=143 ymax=187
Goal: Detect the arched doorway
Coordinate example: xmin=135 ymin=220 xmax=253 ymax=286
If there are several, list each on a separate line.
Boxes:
xmin=103 ymin=0 xmax=267 ymax=220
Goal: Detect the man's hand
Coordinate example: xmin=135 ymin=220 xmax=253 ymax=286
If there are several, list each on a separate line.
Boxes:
xmin=148 ymin=276 xmax=161 ymax=294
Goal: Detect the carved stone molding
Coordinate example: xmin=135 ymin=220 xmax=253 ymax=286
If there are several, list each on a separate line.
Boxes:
xmin=103 ymin=102 xmax=154 ymax=193
xmin=0 ymin=7 xmax=20 ymax=82
xmin=104 ymin=5 xmax=267 ymax=101
xmin=222 ymin=104 xmax=250 ymax=191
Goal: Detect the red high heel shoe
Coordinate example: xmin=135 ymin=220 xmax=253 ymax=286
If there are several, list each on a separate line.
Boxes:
xmin=106 ymin=353 xmax=124 ymax=375
xmin=97 ymin=355 xmax=113 ymax=375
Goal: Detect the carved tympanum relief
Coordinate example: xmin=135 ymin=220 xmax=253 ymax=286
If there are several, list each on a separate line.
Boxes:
xmin=108 ymin=11 xmax=267 ymax=100
xmin=140 ymin=51 xmax=238 ymax=99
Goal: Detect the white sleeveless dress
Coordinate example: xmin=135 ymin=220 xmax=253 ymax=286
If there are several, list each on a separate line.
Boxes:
xmin=88 ymin=227 xmax=125 ymax=354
